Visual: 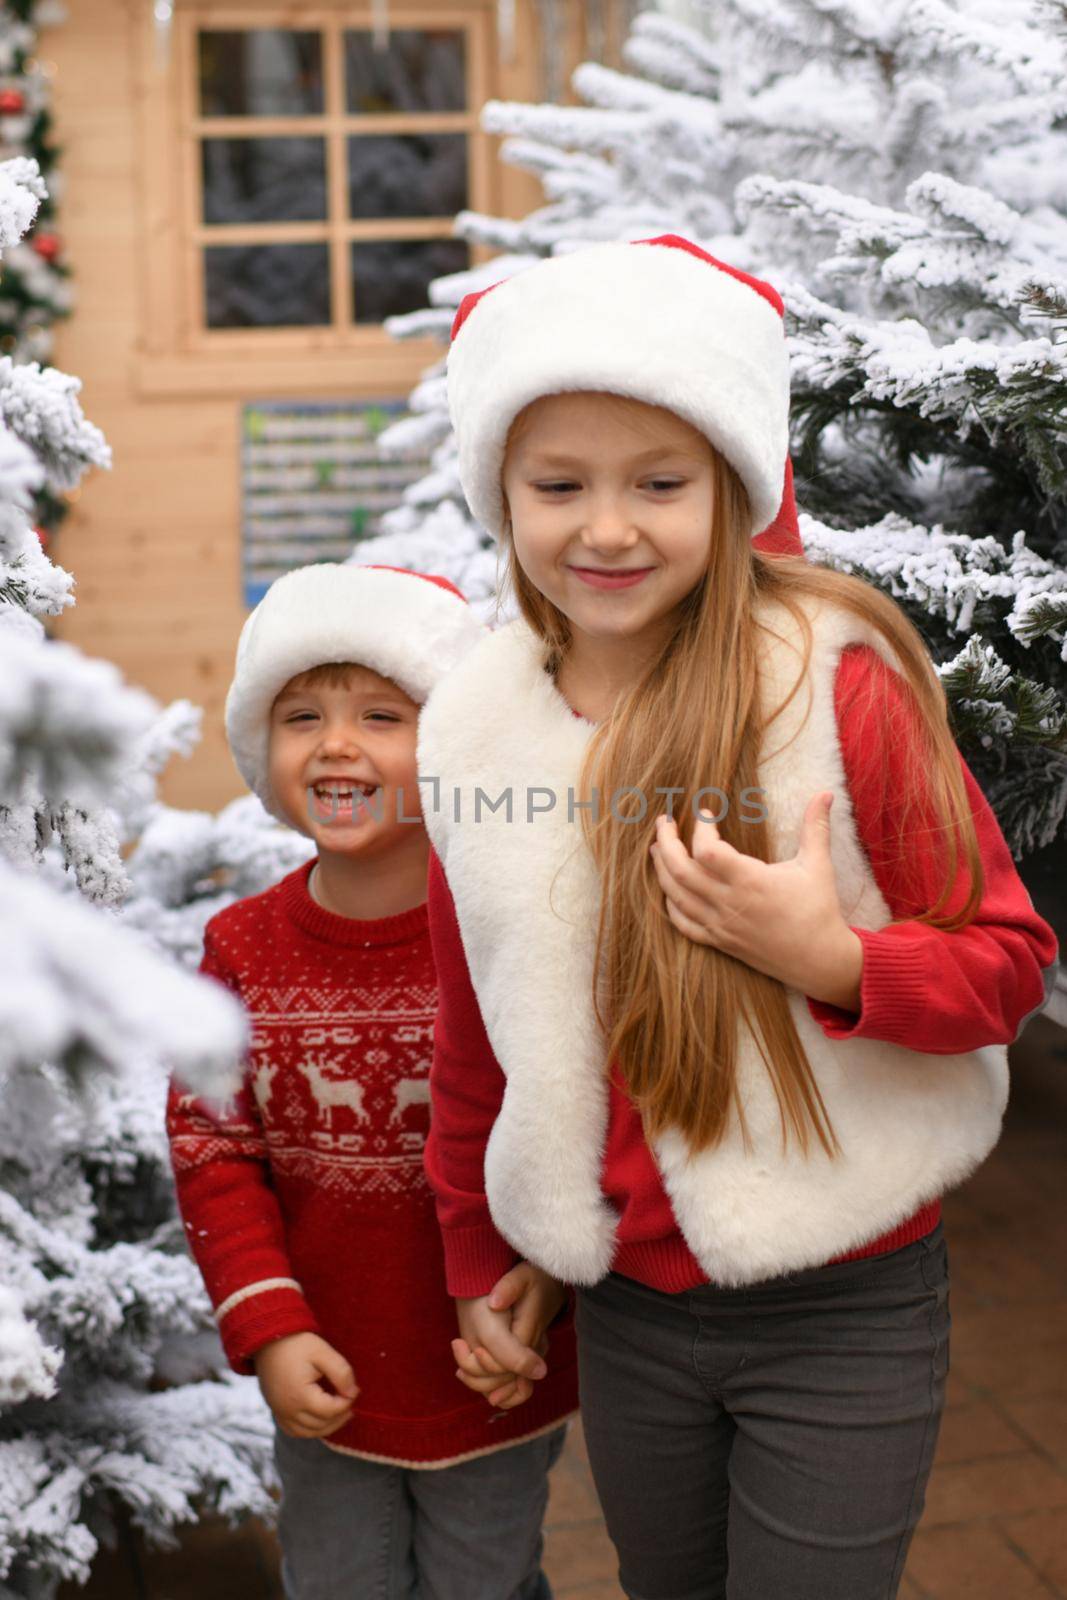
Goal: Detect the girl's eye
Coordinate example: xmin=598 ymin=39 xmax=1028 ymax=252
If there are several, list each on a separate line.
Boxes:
xmin=534 ymin=478 xmax=685 ymax=494
xmin=286 ymin=712 xmax=317 ymax=723
xmin=367 ymin=713 xmax=400 ymax=723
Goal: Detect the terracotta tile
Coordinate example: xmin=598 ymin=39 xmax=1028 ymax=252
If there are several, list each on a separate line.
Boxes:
xmin=998 ymin=1507 xmax=1067 ymax=1593
xmin=949 ymin=1300 xmax=1067 ymax=1346
xmin=544 ymin=1519 xmax=621 ymax=1591
xmin=965 ymin=1150 xmax=1066 ymax=1224
xmin=949 ymin=1240 xmax=1067 ymax=1308
xmin=940 ymin=1190 xmax=987 ymax=1235
xmin=568 ymin=1413 xmax=591 ymax=1464
xmin=998 ymin=1396 xmax=1067 ymax=1466
xmin=944 ymin=1367 xmax=977 ymax=1411
xmin=1010 ymin=1217 xmax=1067 ymax=1278
xmin=546 ymin=1453 xmax=606 ymax=1527
xmin=905 ymin=1523 xmax=1054 ymax=1599
xmin=952 ymin=1322 xmax=1067 ymax=1400
xmin=933 ymin=1399 xmax=1032 ymax=1465
xmin=923 ymin=1454 xmax=1067 ymax=1527
xmin=553 ymin=1583 xmax=627 ymax=1600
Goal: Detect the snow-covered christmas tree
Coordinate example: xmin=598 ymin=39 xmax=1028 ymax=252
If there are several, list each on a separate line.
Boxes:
xmin=0 ymin=0 xmax=76 ymax=542
xmin=0 ymin=155 xmax=288 ymax=1599
xmin=359 ymin=0 xmax=1067 ymax=869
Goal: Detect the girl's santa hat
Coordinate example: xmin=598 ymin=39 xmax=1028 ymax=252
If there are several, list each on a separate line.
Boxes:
xmin=447 ymin=234 xmax=795 ymax=545
xmin=224 ymin=563 xmax=484 ymax=824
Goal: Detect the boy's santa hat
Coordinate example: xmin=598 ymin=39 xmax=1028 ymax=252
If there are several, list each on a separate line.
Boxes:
xmin=224 ymin=563 xmax=484 ymax=823
xmin=447 ymin=234 xmax=795 ymax=544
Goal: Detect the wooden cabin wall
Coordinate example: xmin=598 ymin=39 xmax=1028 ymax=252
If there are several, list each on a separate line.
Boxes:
xmin=47 ymin=0 xmax=598 ymax=812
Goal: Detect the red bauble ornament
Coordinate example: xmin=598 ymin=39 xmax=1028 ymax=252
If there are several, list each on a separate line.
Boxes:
xmin=31 ymin=232 xmax=60 ymax=262
xmin=0 ymin=88 xmax=25 ymax=115
xmin=34 ymin=525 xmax=48 ymax=549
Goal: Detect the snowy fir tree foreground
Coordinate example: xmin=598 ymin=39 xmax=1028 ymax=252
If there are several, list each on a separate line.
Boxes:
xmin=361 ymin=0 xmax=1067 ymax=873
xmin=0 ymin=153 xmax=317 ymax=1597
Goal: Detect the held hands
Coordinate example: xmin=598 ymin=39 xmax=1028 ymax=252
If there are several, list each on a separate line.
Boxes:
xmin=254 ymin=1331 xmax=359 ymax=1439
xmin=650 ymin=791 xmax=864 ymax=1013
xmin=453 ymin=1261 xmax=567 ymax=1412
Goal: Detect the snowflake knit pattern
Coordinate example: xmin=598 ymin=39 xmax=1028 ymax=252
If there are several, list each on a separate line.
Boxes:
xmin=166 ymin=858 xmax=578 ymax=1468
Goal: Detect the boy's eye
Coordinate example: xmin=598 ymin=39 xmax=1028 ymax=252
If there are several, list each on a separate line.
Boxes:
xmin=535 ymin=481 xmax=580 ymax=495
xmin=286 ymin=712 xmax=317 ymax=722
xmin=367 ymin=712 xmax=400 ymax=723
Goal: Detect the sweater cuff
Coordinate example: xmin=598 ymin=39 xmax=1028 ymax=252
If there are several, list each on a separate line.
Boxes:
xmin=216 ymin=1279 xmax=321 ymax=1375
xmin=807 ymin=926 xmax=930 ymax=1047
xmin=441 ymin=1224 xmax=520 ymax=1299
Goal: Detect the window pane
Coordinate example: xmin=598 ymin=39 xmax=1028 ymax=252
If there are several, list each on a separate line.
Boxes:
xmin=198 ymin=30 xmax=324 ymax=117
xmin=345 ymin=31 xmax=466 ymax=114
xmin=201 ymin=138 xmax=327 ymax=224
xmin=351 ymin=239 xmax=470 ymax=323
xmin=205 ymin=244 xmax=330 ymax=328
xmin=347 ymin=135 xmax=467 ymax=219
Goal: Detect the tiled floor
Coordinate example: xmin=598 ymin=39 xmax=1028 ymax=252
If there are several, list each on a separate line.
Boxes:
xmin=59 ymin=1015 xmax=1067 ymax=1599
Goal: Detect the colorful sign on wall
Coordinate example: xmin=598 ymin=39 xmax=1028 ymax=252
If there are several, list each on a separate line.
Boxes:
xmin=241 ymin=399 xmax=429 ymax=605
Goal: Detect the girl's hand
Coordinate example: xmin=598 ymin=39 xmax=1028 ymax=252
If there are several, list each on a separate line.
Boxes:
xmin=254 ymin=1332 xmax=359 ymax=1439
xmin=650 ymin=792 xmax=864 ymax=1011
xmin=453 ymin=1263 xmax=560 ymax=1411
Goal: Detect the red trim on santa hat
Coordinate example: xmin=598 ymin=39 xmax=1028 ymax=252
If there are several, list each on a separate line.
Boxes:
xmin=450 ymin=235 xmax=785 ymax=345
xmin=363 ymin=565 xmax=469 ymax=604
xmin=450 ymin=280 xmax=504 ymax=341
xmin=752 ymin=457 xmax=803 ymax=557
xmin=632 ymin=235 xmax=785 ymax=318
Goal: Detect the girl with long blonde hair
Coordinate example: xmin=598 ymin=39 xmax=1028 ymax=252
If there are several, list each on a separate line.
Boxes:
xmin=418 ymin=236 xmax=1059 ymax=1600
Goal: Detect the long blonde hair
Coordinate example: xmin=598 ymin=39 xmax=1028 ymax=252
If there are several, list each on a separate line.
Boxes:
xmin=502 ymin=395 xmax=983 ymax=1160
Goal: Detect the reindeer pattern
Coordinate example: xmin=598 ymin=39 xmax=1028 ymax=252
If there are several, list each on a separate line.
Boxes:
xmin=241 ymin=980 xmax=437 ymax=1202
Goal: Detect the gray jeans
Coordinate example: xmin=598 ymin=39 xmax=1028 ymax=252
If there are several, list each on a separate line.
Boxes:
xmin=576 ymin=1224 xmax=950 ymax=1600
xmin=274 ymin=1423 xmax=567 ymax=1600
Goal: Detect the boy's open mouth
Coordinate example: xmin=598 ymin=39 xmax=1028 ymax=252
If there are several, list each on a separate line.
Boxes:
xmin=308 ymin=782 xmax=381 ymax=820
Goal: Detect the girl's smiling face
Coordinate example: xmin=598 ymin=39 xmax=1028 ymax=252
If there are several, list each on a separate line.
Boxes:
xmin=502 ymin=391 xmax=716 ymax=654
xmin=267 ymin=664 xmax=423 ymax=855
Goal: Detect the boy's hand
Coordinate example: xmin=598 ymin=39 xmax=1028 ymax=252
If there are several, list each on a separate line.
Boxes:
xmin=453 ymin=1263 xmax=566 ymax=1411
xmin=254 ymin=1331 xmax=359 ymax=1439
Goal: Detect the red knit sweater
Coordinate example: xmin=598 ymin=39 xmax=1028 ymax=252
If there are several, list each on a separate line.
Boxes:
xmin=166 ymin=859 xmax=578 ymax=1467
xmin=425 ymin=644 xmax=1060 ymax=1298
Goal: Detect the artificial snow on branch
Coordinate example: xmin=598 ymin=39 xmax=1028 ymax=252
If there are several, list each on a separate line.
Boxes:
xmin=369 ymin=0 xmax=1067 ymax=864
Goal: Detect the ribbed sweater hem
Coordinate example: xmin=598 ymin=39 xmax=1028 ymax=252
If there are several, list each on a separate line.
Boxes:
xmin=441 ymin=1224 xmax=520 ymax=1299
xmin=318 ymin=1357 xmax=579 ymax=1467
xmin=609 ymin=1199 xmax=943 ymax=1294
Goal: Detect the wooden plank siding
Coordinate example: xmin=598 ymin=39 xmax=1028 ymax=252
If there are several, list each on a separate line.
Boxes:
xmin=48 ymin=0 xmax=609 ymax=812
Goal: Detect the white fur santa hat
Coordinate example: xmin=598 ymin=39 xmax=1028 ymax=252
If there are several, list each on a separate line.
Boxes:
xmin=225 ymin=562 xmax=484 ymax=824
xmin=446 ymin=233 xmax=791 ymax=539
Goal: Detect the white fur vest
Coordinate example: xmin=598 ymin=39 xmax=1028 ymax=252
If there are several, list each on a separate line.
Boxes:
xmin=417 ymin=596 xmax=1008 ymax=1287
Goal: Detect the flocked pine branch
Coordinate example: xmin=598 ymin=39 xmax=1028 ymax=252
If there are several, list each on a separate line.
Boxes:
xmin=366 ymin=0 xmax=1067 ymax=875
xmin=0 ymin=144 xmax=276 ymax=1597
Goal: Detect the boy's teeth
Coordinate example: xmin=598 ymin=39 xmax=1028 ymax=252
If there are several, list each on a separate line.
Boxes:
xmin=312 ymin=784 xmax=376 ymax=798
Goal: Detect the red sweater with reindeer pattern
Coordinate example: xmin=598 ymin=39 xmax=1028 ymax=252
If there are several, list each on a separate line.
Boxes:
xmin=165 ymin=857 xmax=577 ymax=1467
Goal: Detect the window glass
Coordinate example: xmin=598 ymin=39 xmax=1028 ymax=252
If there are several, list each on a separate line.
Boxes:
xmin=351 ymin=239 xmax=470 ymax=323
xmin=201 ymin=138 xmax=327 ymax=224
xmin=347 ymin=134 xmax=467 ymax=219
xmin=198 ymin=30 xmax=324 ymax=116
xmin=205 ymin=244 xmax=331 ymax=328
xmin=344 ymin=30 xmax=466 ymax=114
xmin=192 ymin=26 xmax=475 ymax=334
